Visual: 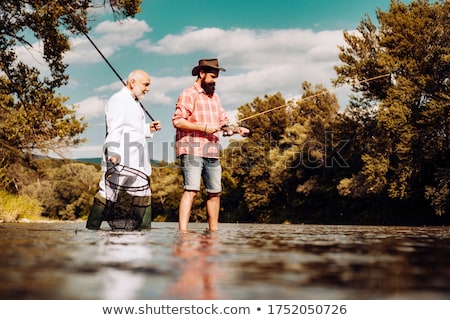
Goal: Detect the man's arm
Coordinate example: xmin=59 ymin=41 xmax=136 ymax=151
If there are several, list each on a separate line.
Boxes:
xmin=174 ymin=119 xmax=221 ymax=134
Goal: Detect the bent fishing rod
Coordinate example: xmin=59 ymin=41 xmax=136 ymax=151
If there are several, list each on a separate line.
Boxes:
xmin=220 ymin=73 xmax=392 ymax=136
xmin=236 ymin=73 xmax=392 ymax=123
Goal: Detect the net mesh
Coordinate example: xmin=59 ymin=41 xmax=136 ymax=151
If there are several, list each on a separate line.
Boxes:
xmin=104 ymin=164 xmax=151 ymax=230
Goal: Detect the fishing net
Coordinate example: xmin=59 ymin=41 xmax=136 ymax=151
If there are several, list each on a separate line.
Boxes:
xmin=103 ymin=164 xmax=151 ymax=231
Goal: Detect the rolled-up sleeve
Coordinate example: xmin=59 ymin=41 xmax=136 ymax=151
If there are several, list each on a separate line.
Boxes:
xmin=172 ymin=93 xmax=194 ymax=127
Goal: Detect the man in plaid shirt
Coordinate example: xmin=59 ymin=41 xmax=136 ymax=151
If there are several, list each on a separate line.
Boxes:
xmin=172 ymin=58 xmax=249 ymax=231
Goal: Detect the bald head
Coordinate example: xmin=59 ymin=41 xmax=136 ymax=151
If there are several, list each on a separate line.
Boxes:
xmin=127 ymin=70 xmax=149 ymax=83
xmin=127 ymin=70 xmax=151 ymax=99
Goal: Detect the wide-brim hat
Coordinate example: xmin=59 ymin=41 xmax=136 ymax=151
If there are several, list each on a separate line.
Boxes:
xmin=192 ymin=58 xmax=226 ymax=76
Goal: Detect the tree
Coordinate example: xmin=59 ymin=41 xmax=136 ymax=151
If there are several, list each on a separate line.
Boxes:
xmin=150 ymin=162 xmax=183 ymax=221
xmin=334 ymin=0 xmax=450 ymax=216
xmin=21 ymin=161 xmax=102 ymax=220
xmin=0 ymin=0 xmax=142 ymax=192
xmin=268 ymin=82 xmax=342 ymax=222
xmin=223 ymin=85 xmax=342 ymax=223
xmin=223 ymin=93 xmax=288 ymax=221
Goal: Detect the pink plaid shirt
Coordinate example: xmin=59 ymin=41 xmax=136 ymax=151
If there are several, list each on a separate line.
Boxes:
xmin=172 ymin=82 xmax=229 ymax=158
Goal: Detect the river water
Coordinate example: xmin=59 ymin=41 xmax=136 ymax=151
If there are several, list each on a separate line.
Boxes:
xmin=1 ymin=221 xmax=449 ymax=300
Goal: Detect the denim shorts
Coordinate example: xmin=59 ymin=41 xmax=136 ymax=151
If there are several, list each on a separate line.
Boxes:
xmin=180 ymin=154 xmax=222 ymax=193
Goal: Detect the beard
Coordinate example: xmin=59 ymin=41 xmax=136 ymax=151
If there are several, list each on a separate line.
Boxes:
xmin=201 ymin=79 xmax=215 ymax=97
xmin=131 ymin=87 xmax=148 ymax=100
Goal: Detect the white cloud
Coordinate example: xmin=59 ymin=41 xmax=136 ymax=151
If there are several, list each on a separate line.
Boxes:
xmin=95 ymin=81 xmax=124 ymax=93
xmin=64 ymin=18 xmax=152 ymax=64
xmin=19 ymin=21 xmax=349 ymax=113
xmin=61 ymin=144 xmax=104 ymax=159
xmin=14 ymin=40 xmax=52 ymax=77
xmin=144 ymin=76 xmax=192 ymax=106
xmin=92 ymin=75 xmax=193 ymax=108
xmin=64 ymin=22 xmax=356 ymax=159
xmin=135 ymin=26 xmax=347 ymax=109
xmin=137 ymin=27 xmax=344 ymax=66
xmin=75 ymin=96 xmax=106 ymax=119
xmin=95 ymin=19 xmax=152 ymax=44
xmin=14 ymin=18 xmax=152 ymax=77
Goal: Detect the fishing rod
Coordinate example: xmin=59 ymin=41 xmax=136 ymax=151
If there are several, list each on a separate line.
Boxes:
xmin=237 ymin=73 xmax=391 ymax=123
xmin=220 ymin=73 xmax=391 ymax=136
xmin=62 ymin=2 xmax=156 ymax=122
xmin=81 ymin=30 xmax=156 ymax=121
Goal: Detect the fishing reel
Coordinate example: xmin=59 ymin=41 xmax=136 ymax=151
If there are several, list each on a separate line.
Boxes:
xmin=221 ymin=124 xmax=250 ymax=137
xmin=221 ymin=124 xmax=240 ymax=136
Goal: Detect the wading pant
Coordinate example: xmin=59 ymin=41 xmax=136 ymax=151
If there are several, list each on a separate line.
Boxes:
xmin=86 ymin=194 xmax=152 ymax=230
xmin=86 ymin=194 xmax=105 ymax=230
xmin=133 ymin=205 xmax=152 ymax=229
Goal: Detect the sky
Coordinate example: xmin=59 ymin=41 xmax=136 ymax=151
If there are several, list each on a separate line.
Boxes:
xmin=18 ymin=0 xmax=398 ymax=161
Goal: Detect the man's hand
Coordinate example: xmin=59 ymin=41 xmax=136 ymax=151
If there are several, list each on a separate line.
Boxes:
xmin=108 ymin=155 xmax=121 ymax=165
xmin=238 ymin=127 xmax=250 ymax=137
xmin=221 ymin=125 xmax=250 ymax=137
xmin=150 ymin=120 xmax=162 ymax=132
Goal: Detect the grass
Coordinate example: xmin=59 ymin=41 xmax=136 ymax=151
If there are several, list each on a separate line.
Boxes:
xmin=0 ymin=191 xmax=44 ymax=222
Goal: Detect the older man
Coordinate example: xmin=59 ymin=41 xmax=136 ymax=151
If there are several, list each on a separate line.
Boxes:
xmin=86 ymin=70 xmax=161 ymax=230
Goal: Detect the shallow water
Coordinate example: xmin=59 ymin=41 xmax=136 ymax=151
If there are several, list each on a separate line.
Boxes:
xmin=1 ymin=221 xmax=450 ymax=299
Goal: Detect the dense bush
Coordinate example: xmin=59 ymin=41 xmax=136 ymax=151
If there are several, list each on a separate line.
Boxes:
xmin=21 ymin=160 xmax=102 ymax=220
xmin=0 ymin=190 xmax=43 ymax=222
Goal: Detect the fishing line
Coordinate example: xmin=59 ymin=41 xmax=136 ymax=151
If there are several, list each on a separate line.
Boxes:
xmin=63 ymin=3 xmax=156 ymax=121
xmin=80 ymin=29 xmax=156 ymax=121
xmin=237 ymin=73 xmax=391 ymax=123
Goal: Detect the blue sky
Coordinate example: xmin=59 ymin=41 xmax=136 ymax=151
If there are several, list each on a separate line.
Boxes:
xmin=18 ymin=0 xmax=397 ymax=161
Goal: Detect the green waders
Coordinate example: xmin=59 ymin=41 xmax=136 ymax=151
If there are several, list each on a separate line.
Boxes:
xmin=133 ymin=205 xmax=152 ymax=229
xmin=86 ymin=194 xmax=105 ymax=230
xmin=86 ymin=194 xmax=152 ymax=230
xmin=132 ymin=195 xmax=152 ymax=229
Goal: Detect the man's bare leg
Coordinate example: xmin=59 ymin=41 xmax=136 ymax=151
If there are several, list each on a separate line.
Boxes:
xmin=206 ymin=193 xmax=221 ymax=231
xmin=178 ymin=190 xmax=197 ymax=231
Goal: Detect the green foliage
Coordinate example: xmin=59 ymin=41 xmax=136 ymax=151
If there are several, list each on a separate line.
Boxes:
xmin=150 ymin=162 xmax=183 ymax=221
xmin=0 ymin=190 xmax=43 ymax=222
xmin=110 ymin=0 xmax=142 ymax=17
xmin=0 ymin=0 xmax=142 ymax=192
xmin=221 ymin=86 xmax=341 ymax=223
xmin=223 ymin=93 xmax=288 ymax=220
xmin=334 ymin=0 xmax=450 ymax=216
xmin=216 ymin=1 xmax=449 ymax=224
xmin=238 ymin=92 xmax=288 ymax=143
xmin=424 ymin=169 xmax=450 ymax=216
xmin=1 ymin=0 xmax=448 ymax=224
xmin=21 ymin=161 xmax=102 ymax=220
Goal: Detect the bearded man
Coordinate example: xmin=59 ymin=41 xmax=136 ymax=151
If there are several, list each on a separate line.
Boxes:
xmin=172 ymin=59 xmax=249 ymax=231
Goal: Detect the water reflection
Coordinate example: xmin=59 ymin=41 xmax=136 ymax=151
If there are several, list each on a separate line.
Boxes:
xmin=0 ymin=222 xmax=449 ymax=299
xmin=216 ymin=224 xmax=450 ymax=299
xmin=94 ymin=231 xmax=155 ymax=299
xmin=165 ymin=231 xmax=221 ymax=299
